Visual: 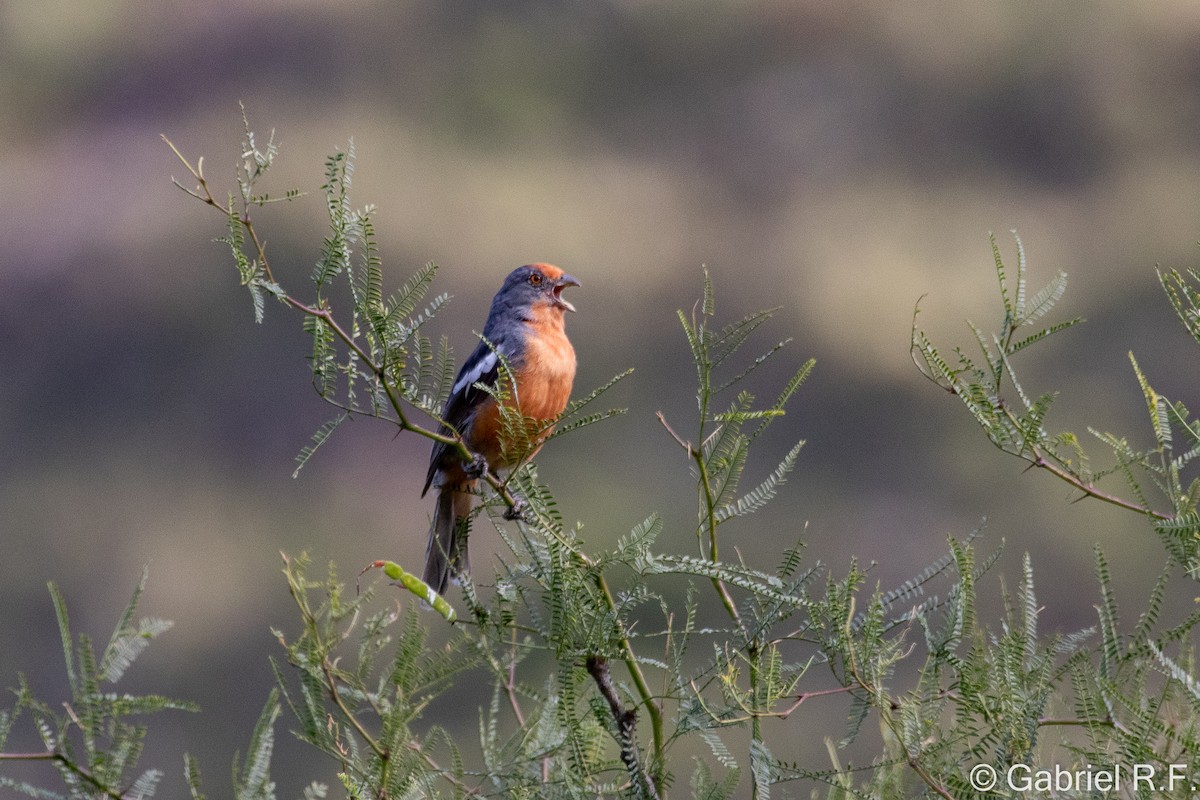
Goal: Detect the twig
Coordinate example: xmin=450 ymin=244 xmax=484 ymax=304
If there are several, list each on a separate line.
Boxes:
xmin=1030 ymin=452 xmax=1170 ymax=520
xmin=0 ymin=751 xmax=127 ymax=799
xmin=504 ymin=627 xmax=526 ymax=727
xmin=403 ymin=740 xmax=483 ymax=797
xmin=905 ymin=756 xmax=957 ymax=800
xmin=1038 ymin=715 xmax=1131 ymax=736
xmin=777 ymin=685 xmax=858 ymax=719
xmin=655 ymin=411 xmax=692 ymax=458
xmin=656 ymin=411 xmax=745 ymax=630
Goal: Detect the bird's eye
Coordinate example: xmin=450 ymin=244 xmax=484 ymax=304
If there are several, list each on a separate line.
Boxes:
xmin=529 ymin=273 xmax=543 ymax=286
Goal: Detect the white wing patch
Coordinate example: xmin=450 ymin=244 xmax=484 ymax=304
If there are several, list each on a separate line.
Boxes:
xmin=452 ymin=350 xmax=498 ymax=396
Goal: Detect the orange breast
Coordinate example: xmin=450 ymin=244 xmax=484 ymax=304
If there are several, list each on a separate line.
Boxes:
xmin=516 ymin=309 xmax=576 ymax=423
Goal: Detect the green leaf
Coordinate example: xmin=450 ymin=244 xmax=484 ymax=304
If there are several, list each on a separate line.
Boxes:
xmin=383 ymin=261 xmax=439 ymax=325
xmin=700 ymin=728 xmax=738 ymax=769
xmin=615 ymin=514 xmax=664 ymax=562
xmin=0 ymin=776 xmax=68 ymax=799
xmin=1150 ymin=643 xmax=1200 ymax=702
xmin=100 ymin=567 xmax=153 ymax=682
xmin=184 ymin=754 xmax=208 ymax=800
xmin=678 ymin=308 xmax=706 ymax=372
xmin=1130 ymin=352 xmax=1172 ymax=450
xmin=750 ymin=738 xmax=775 ymax=800
xmin=711 ymin=308 xmax=778 ymax=368
xmin=128 ymin=769 xmax=163 ymax=799
xmin=1019 ymin=271 xmax=1069 ymax=325
xmin=702 ymin=266 xmax=715 ymax=318
xmin=1005 ymin=317 xmax=1083 ymax=356
xmin=1094 ymin=548 xmax=1119 ymax=679
xmin=101 ymin=617 xmax=174 ymax=684
xmin=1019 ymin=552 xmax=1037 ymax=668
xmin=1159 ymin=267 xmax=1200 ymax=346
xmin=714 ymin=440 xmax=804 ymax=523
xmin=546 ymin=368 xmax=634 ymax=443
xmin=48 ymin=582 xmax=77 ymax=695
xmin=752 ymin=358 xmax=814 ymax=440
xmin=1012 ymin=230 xmax=1028 ymax=319
xmin=991 ymin=231 xmax=1015 ymax=322
xmin=235 ymin=689 xmax=281 ymax=800
xmin=292 ymin=413 xmax=348 ymax=479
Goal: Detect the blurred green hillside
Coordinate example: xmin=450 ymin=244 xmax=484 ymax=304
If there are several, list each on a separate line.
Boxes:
xmin=4 ymin=1 xmax=1200 ymax=795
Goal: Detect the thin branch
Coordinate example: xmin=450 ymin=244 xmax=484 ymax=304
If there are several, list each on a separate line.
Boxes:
xmin=1029 ymin=451 xmax=1171 ymax=520
xmin=655 ymin=410 xmax=693 ymax=457
xmin=657 ymin=411 xmax=744 ymax=629
xmin=695 ymin=450 xmax=745 ymax=630
xmin=504 ymin=627 xmax=526 ymax=728
xmin=403 ymin=740 xmax=483 ymax=797
xmin=843 ymin=636 xmax=956 ymax=800
xmin=0 ymin=750 xmax=127 ymax=799
xmin=1038 ymin=714 xmax=1132 ymax=737
xmin=777 ymin=685 xmax=858 ymax=720
xmin=321 ymin=659 xmax=386 ymax=762
xmin=905 ymin=756 xmax=957 ymax=800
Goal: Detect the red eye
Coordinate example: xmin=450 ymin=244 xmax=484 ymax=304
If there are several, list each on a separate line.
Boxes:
xmin=529 ymin=273 xmax=543 ymax=286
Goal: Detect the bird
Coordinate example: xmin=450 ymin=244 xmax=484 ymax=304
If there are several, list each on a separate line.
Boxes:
xmin=422 ymin=263 xmax=579 ymax=595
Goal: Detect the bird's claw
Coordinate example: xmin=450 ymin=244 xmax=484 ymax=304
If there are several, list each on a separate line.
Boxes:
xmin=503 ymin=496 xmax=528 ymax=521
xmin=465 ymin=453 xmax=489 ymax=479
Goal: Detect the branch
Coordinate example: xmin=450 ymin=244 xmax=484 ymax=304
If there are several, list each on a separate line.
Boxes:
xmin=1029 ymin=450 xmax=1171 ymax=520
xmin=656 ymin=411 xmax=744 ymax=630
xmin=585 ymin=656 xmax=662 ymax=800
xmin=654 ymin=410 xmax=692 ymax=457
xmin=905 ymin=756 xmax=957 ymax=800
xmin=0 ymin=751 xmax=127 ymax=799
xmin=579 ymin=551 xmax=666 ymax=782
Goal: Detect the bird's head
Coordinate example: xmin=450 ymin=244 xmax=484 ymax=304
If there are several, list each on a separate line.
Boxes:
xmin=499 ymin=263 xmax=580 ymax=314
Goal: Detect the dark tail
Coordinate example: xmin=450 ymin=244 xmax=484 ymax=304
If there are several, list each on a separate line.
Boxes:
xmin=423 ymin=484 xmax=474 ymax=596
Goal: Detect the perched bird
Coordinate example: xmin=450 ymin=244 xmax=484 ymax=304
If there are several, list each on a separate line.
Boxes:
xmin=422 ymin=264 xmax=579 ymax=595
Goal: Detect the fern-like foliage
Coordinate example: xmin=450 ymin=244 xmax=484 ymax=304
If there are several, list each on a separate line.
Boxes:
xmin=0 ymin=574 xmax=199 ymax=799
xmin=269 ymin=555 xmax=473 ymax=798
xmin=913 ymin=231 xmax=1200 ymax=576
xmin=1160 ymin=266 xmax=1200 ymax=348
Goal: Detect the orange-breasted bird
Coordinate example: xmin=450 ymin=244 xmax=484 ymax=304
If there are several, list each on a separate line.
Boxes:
xmin=422 ymin=264 xmax=579 ymax=595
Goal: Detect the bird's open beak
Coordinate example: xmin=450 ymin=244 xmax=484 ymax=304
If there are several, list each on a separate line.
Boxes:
xmin=553 ymin=274 xmax=580 ymax=312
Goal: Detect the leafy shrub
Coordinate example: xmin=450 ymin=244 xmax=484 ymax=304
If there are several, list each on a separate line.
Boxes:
xmin=4 ymin=114 xmax=1200 ymax=799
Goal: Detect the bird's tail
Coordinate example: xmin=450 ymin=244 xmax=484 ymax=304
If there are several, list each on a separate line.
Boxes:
xmin=423 ymin=483 xmax=474 ymax=596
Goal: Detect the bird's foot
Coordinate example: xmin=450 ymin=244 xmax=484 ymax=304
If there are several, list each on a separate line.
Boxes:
xmin=464 ymin=453 xmax=489 ymax=479
xmin=503 ymin=495 xmax=528 ymax=521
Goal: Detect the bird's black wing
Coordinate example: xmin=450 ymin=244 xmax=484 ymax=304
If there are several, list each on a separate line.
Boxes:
xmin=421 ymin=337 xmax=503 ymax=495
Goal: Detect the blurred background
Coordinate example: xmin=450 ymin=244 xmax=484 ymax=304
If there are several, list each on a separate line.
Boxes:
xmin=4 ymin=0 xmax=1200 ymax=795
